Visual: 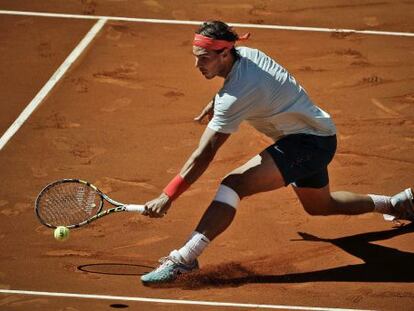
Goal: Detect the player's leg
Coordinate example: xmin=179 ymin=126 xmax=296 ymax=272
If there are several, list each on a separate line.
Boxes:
xmin=141 ymin=150 xmax=286 ymax=284
xmin=195 ymin=149 xmax=286 ymax=241
xmin=294 ymin=183 xmax=414 ymax=219
xmin=293 ymin=184 xmax=375 ymax=216
xmin=168 ymin=151 xmax=285 ymax=272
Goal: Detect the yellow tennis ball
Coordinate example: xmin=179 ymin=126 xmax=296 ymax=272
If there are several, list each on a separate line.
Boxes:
xmin=54 ymin=226 xmax=70 ymax=241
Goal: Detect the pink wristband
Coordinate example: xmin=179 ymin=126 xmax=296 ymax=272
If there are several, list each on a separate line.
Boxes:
xmin=163 ymin=175 xmax=190 ymax=201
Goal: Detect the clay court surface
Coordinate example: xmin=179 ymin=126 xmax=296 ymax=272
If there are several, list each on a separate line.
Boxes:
xmin=0 ymin=1 xmax=413 ymax=310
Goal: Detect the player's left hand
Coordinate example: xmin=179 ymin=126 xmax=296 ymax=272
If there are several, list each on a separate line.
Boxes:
xmin=144 ymin=193 xmax=172 ymax=218
xmin=194 ymin=100 xmax=214 ymax=124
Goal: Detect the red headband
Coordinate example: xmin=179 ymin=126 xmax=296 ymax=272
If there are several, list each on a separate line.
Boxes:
xmin=193 ymin=33 xmax=251 ymax=50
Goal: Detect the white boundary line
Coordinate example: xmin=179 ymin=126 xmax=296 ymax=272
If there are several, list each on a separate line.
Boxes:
xmin=0 ymin=9 xmax=413 ymax=37
xmin=0 ymin=289 xmax=373 ymax=311
xmin=0 ymin=18 xmax=107 ymax=150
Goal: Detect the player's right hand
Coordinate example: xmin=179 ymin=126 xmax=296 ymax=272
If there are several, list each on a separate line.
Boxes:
xmin=143 ymin=193 xmax=172 ymax=218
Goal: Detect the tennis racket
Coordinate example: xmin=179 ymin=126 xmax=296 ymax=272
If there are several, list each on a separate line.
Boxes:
xmin=35 ymin=179 xmax=146 ymax=229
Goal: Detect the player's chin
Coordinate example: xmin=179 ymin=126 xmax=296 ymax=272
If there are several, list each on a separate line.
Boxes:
xmin=201 ymin=72 xmax=215 ymax=80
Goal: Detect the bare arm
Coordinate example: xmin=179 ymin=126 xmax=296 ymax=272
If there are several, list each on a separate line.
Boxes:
xmin=180 ymin=126 xmax=230 ymax=184
xmin=144 ymin=126 xmax=229 ymax=217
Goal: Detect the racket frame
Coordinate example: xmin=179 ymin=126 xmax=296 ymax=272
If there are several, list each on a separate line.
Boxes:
xmin=35 ymin=178 xmax=139 ymax=229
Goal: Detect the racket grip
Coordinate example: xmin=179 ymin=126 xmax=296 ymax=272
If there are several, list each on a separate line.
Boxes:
xmin=125 ymin=204 xmax=146 ymax=214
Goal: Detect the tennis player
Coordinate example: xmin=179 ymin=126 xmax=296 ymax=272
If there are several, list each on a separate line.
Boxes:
xmin=140 ymin=21 xmax=414 ymax=284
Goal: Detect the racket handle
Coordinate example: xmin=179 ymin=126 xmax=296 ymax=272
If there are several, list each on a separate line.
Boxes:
xmin=125 ymin=204 xmax=146 ymax=214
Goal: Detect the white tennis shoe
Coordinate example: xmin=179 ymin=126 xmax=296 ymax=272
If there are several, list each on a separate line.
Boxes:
xmin=141 ymin=256 xmax=199 ymax=285
xmin=385 ymin=188 xmax=414 ymax=222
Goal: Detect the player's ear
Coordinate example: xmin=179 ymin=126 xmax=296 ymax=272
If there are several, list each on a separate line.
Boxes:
xmin=221 ymin=48 xmax=231 ymax=58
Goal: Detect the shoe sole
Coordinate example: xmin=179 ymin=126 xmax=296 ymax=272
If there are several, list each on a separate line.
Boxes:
xmin=140 ymin=262 xmax=199 ymax=285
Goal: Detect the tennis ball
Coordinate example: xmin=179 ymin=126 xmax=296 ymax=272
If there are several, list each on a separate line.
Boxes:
xmin=54 ymin=226 xmax=70 ymax=241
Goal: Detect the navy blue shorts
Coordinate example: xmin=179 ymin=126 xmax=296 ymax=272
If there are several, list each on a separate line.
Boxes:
xmin=265 ymin=134 xmax=337 ymax=188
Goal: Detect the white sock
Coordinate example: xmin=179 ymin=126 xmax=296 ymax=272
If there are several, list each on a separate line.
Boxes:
xmin=368 ymin=194 xmax=392 ymax=214
xmin=170 ymin=231 xmax=210 ymax=265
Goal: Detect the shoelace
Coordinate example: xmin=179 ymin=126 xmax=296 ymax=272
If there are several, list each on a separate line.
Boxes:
xmin=152 ymin=256 xmax=177 ymax=273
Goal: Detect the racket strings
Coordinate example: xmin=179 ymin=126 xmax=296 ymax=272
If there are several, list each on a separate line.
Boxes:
xmin=37 ymin=182 xmax=102 ymax=227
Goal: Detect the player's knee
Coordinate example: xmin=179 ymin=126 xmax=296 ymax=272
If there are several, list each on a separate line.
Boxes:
xmin=221 ymin=174 xmax=246 ymax=198
xmin=213 ymin=182 xmax=241 ymax=209
xmin=301 ymin=201 xmax=331 ymax=216
xmin=303 ymin=205 xmax=324 ymax=216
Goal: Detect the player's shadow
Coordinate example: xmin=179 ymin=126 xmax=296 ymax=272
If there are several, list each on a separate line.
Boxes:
xmin=176 ymin=223 xmax=414 ymax=288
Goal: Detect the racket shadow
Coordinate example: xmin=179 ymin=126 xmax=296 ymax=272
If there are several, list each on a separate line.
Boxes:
xmin=78 ymin=263 xmax=155 ymax=276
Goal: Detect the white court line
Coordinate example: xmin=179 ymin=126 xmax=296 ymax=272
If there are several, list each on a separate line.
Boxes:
xmin=0 ymin=18 xmax=107 ymax=150
xmin=0 ymin=9 xmax=413 ymax=37
xmin=0 ymin=289 xmax=373 ymax=311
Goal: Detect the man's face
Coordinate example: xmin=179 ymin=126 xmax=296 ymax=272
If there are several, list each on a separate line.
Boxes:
xmin=193 ymin=46 xmax=226 ymax=79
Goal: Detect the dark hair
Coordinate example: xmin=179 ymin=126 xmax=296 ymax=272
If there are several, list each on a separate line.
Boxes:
xmin=196 ymin=21 xmax=239 ymax=58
